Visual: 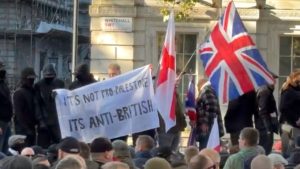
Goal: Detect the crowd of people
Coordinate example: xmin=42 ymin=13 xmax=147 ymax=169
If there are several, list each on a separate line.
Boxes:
xmin=0 ymin=129 xmax=300 ymax=169
xmin=1 ymin=59 xmax=300 ymax=169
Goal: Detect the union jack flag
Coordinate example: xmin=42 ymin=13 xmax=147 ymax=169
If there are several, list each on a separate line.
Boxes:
xmin=199 ymin=1 xmax=274 ymax=103
xmin=185 ymin=75 xmax=197 ymax=146
xmin=185 ymin=76 xmax=196 ymax=121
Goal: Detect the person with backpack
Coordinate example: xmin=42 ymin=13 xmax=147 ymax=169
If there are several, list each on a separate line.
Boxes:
xmin=223 ymin=127 xmax=260 ymax=169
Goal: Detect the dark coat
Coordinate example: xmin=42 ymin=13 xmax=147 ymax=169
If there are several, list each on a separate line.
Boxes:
xmin=225 ymin=91 xmax=257 ymax=133
xmin=133 ymin=151 xmax=152 ymax=169
xmin=69 ymin=64 xmax=96 ymax=90
xmin=255 ymin=85 xmax=279 ymax=133
xmin=69 ymin=75 xmax=96 ymax=90
xmin=280 ymin=85 xmax=300 ymax=128
xmin=13 ymin=85 xmax=37 ymax=135
xmin=34 ymin=78 xmax=64 ymax=126
xmin=288 ymin=148 xmax=300 ymax=165
xmin=0 ymin=80 xmax=12 ymax=123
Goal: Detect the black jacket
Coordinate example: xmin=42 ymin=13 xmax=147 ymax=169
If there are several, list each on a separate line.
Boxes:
xmin=225 ymin=91 xmax=257 ymax=133
xmin=34 ymin=78 xmax=64 ymax=126
xmin=288 ymin=148 xmax=300 ymax=165
xmin=0 ymin=80 xmax=13 ymax=123
xmin=280 ymin=86 xmax=300 ymax=128
xmin=69 ymin=64 xmax=96 ymax=90
xmin=255 ymin=85 xmax=279 ymax=133
xmin=69 ymin=75 xmax=96 ymax=90
xmin=13 ymin=85 xmax=37 ymax=134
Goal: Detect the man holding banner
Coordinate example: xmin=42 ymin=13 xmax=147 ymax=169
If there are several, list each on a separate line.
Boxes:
xmin=107 ymin=63 xmax=128 ymax=143
xmin=54 ymin=65 xmax=159 ymax=143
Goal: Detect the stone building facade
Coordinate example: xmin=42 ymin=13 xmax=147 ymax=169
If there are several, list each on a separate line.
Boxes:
xmin=89 ymin=0 xmax=300 ymax=100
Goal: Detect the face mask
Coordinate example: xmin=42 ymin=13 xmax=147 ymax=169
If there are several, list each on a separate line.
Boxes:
xmin=25 ymin=78 xmax=35 ymax=87
xmin=76 ymin=74 xmax=88 ymax=82
xmin=45 ymin=77 xmax=54 ymax=84
xmin=0 ymin=70 xmax=6 ymax=79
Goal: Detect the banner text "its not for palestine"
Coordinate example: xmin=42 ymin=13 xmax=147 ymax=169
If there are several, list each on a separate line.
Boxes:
xmin=63 ymin=77 xmax=149 ymax=107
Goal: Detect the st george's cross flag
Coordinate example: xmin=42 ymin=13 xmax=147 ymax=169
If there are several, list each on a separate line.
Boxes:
xmin=155 ymin=11 xmax=177 ymax=131
xmin=199 ymin=1 xmax=274 ymax=103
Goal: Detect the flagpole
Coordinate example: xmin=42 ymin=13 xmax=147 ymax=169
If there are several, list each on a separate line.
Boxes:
xmin=177 ymin=49 xmax=197 ymax=78
xmin=72 ymin=0 xmax=79 ymax=81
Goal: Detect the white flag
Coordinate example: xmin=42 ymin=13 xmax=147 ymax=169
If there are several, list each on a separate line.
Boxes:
xmin=155 ymin=11 xmax=176 ymax=132
xmin=206 ymin=118 xmax=221 ymax=151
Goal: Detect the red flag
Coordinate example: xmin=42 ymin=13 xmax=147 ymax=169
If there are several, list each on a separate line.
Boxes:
xmin=155 ymin=11 xmax=176 ymax=131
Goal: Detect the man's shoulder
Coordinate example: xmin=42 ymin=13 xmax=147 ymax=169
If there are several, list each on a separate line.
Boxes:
xmin=201 ymin=85 xmax=217 ymax=98
xmin=13 ymin=87 xmax=26 ymax=97
xmin=85 ymin=160 xmax=99 ymax=169
xmin=227 ymin=152 xmax=244 ymax=161
xmin=50 ymin=160 xmax=59 ymax=169
xmin=224 ymin=152 xmax=244 ymax=169
xmin=54 ymin=78 xmax=65 ymax=86
xmin=69 ymin=80 xmax=80 ymax=89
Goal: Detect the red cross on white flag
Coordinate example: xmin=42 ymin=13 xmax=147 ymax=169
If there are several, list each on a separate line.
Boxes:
xmin=155 ymin=11 xmax=176 ymax=132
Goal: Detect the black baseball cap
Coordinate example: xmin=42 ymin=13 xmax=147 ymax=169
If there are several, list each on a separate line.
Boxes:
xmin=90 ymin=137 xmax=113 ymax=153
xmin=57 ymin=137 xmax=80 ymax=154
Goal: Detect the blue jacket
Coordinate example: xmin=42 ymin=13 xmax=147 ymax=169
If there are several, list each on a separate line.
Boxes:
xmin=133 ymin=151 xmax=152 ymax=169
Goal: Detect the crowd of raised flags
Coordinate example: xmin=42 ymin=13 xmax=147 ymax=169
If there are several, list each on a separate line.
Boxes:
xmin=156 ymin=0 xmax=273 ymax=150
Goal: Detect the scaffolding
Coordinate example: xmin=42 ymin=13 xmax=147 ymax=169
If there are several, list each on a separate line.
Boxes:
xmin=0 ymin=0 xmax=73 ymax=89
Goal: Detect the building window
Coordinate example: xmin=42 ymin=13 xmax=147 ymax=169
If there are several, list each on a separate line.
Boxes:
xmin=279 ymin=36 xmax=300 ymax=91
xmin=157 ymin=32 xmax=197 ymax=101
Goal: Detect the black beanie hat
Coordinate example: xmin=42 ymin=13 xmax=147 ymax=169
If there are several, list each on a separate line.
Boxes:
xmin=90 ymin=137 xmax=113 ymax=153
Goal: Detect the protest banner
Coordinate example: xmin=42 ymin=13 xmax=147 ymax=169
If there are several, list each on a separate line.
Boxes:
xmin=54 ymin=65 xmax=159 ymax=143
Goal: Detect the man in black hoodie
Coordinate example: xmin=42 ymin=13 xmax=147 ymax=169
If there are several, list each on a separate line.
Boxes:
xmin=0 ymin=62 xmax=13 ymax=154
xmin=69 ymin=63 xmax=96 ymax=90
xmin=34 ymin=64 xmax=65 ymax=148
xmin=13 ymin=67 xmax=37 ymax=146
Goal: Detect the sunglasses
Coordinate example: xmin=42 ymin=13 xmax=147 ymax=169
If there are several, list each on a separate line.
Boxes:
xmin=207 ymin=164 xmax=216 ymax=169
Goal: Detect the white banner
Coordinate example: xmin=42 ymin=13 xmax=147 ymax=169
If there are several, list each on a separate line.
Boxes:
xmin=54 ymin=65 xmax=159 ymax=143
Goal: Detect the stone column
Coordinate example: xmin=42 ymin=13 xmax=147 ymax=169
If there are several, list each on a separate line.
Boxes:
xmin=89 ymin=0 xmax=136 ymax=80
